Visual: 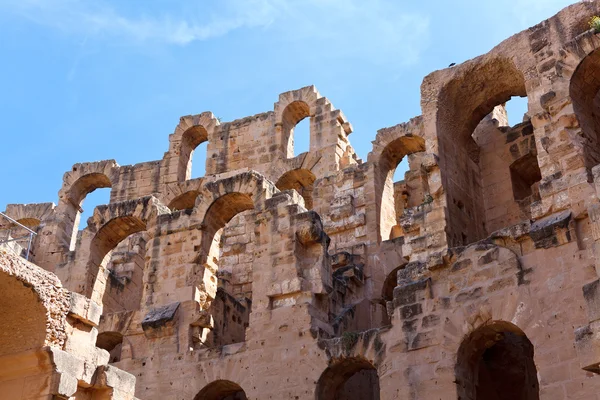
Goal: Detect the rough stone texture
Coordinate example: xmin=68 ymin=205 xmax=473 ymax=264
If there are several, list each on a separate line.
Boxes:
xmin=6 ymin=2 xmax=600 ymax=399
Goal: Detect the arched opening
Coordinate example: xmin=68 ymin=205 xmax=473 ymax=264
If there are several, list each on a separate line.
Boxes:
xmin=276 ymin=169 xmax=316 ymax=209
xmin=194 ymin=380 xmax=248 ymax=400
xmin=96 ymin=331 xmax=123 ymax=363
xmin=180 ymin=125 xmax=209 ymax=181
xmin=65 ymin=173 xmax=112 ymax=251
xmin=168 ymin=191 xmax=200 ymax=212
xmin=376 ymin=136 xmax=426 ymax=241
xmin=0 ymin=272 xmax=47 ymax=356
xmin=316 ymin=357 xmax=380 ymax=400
xmin=101 ymin=232 xmax=147 ymax=314
xmin=570 ymin=46 xmax=600 ymax=178
xmin=436 ymin=58 xmax=539 ymax=245
xmin=455 ymin=321 xmax=539 ymax=400
xmin=87 ymin=216 xmax=147 ymax=304
xmin=282 ymin=100 xmax=311 ymax=158
xmin=199 ymin=193 xmax=255 ymax=347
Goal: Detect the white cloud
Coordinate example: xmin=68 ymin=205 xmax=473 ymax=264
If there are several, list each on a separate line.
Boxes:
xmin=1 ymin=0 xmax=278 ymax=44
xmin=0 ymin=0 xmax=429 ymax=65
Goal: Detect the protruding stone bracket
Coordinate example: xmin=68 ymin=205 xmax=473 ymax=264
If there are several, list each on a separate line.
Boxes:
xmin=141 ymin=302 xmax=180 ymax=338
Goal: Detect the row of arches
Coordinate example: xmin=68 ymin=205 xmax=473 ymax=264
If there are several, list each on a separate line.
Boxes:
xmin=191 ymin=321 xmax=537 ymax=400
xmin=172 ymin=95 xmax=316 ymax=183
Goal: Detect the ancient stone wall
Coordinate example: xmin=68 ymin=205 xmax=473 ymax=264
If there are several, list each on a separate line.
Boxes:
xmin=5 ymin=2 xmax=600 ymax=399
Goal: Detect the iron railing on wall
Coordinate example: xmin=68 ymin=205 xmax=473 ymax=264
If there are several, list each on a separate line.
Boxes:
xmin=0 ymin=211 xmax=36 ymax=260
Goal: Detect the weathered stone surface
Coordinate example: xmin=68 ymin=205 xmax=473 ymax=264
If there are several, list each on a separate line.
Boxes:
xmin=5 ymin=3 xmax=600 ymax=398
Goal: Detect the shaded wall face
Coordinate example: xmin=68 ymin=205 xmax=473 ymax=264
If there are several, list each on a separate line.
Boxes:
xmin=102 ymin=233 xmax=146 ymax=313
xmin=439 ymin=134 xmax=486 ymax=246
xmin=210 ymin=289 xmax=250 ymax=346
xmin=473 ymin=114 xmax=540 ymax=233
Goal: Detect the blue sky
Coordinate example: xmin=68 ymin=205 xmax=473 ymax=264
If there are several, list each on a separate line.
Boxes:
xmin=0 ymin=0 xmax=576 ymax=225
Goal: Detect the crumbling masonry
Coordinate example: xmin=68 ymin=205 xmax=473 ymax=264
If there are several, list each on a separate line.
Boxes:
xmin=6 ymin=3 xmax=600 ymax=399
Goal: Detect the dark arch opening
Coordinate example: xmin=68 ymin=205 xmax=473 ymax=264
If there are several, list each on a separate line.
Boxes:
xmin=316 ymin=357 xmax=380 ymax=400
xmin=570 ymin=46 xmax=600 ymax=179
xmin=180 ymin=125 xmax=209 ymax=181
xmin=455 ymin=321 xmax=539 ymax=400
xmin=194 ymin=380 xmax=248 ymax=400
xmin=276 ymin=168 xmax=316 ymax=209
xmin=282 ymin=100 xmax=311 ymax=158
xmin=96 ymin=331 xmax=123 ymax=363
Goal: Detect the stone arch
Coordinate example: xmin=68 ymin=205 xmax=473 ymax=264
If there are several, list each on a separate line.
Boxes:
xmin=416 ymin=244 xmax=545 ymax=399
xmin=191 ymin=172 xmax=278 ymax=346
xmin=316 ymin=357 xmax=380 ymax=400
xmin=194 ymin=171 xmax=278 ymax=230
xmin=161 ymin=178 xmax=205 ymax=212
xmin=57 ymin=160 xmax=120 ymax=251
xmin=566 ymin=30 xmax=600 ymax=178
xmin=167 ymin=112 xmax=219 ymax=182
xmin=2 ymin=202 xmax=55 ymax=226
xmin=0 ymin=251 xmax=70 ymax=355
xmin=368 ymin=119 xmax=426 ymax=241
xmin=194 ymin=380 xmax=248 ymax=400
xmin=168 ymin=190 xmax=201 ymax=211
xmin=80 ymin=196 xmax=169 ymax=304
xmin=274 ymin=86 xmax=321 ymax=158
xmin=275 ymin=168 xmax=316 ymax=209
xmin=434 ymin=57 xmax=532 ymax=246
xmin=455 ymin=320 xmax=539 ymax=400
xmin=194 ymin=172 xmax=278 ymax=259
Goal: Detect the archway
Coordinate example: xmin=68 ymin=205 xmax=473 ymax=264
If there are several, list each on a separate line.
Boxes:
xmin=436 ymin=58 xmax=538 ymax=245
xmin=194 ymin=380 xmax=248 ymax=400
xmin=455 ymin=321 xmax=539 ymax=400
xmin=59 ymin=167 xmax=119 ymax=251
xmin=570 ymin=46 xmax=600 ymax=178
xmin=181 ymin=125 xmax=209 ymax=180
xmin=316 ymin=357 xmax=380 ymax=400
xmin=86 ymin=215 xmax=147 ymax=303
xmin=376 ymin=135 xmax=426 ymax=240
xmin=282 ymin=100 xmax=311 ymax=158
xmin=199 ymin=192 xmax=256 ymax=347
xmin=276 ymin=168 xmax=316 ymax=209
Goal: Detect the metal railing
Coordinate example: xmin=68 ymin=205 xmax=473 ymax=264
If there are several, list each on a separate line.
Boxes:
xmin=0 ymin=212 xmax=37 ymax=260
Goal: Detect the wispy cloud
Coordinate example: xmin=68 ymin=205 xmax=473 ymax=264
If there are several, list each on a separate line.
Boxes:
xmin=0 ymin=0 xmax=429 ymax=65
xmin=1 ymin=0 xmax=278 ymax=44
